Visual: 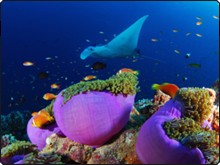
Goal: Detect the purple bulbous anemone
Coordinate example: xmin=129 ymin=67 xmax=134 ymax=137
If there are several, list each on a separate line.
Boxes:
xmin=27 ymin=117 xmax=64 ymax=150
xmin=135 ymin=99 xmax=206 ymax=164
xmin=54 ymin=90 xmax=135 ymax=147
xmin=136 ymin=87 xmax=219 ymax=164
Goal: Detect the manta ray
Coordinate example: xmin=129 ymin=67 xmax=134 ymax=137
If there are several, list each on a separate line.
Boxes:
xmin=80 ymin=15 xmax=149 ymax=60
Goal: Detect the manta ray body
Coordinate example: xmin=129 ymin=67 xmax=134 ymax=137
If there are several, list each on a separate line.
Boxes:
xmin=80 ymin=15 xmax=149 ymax=60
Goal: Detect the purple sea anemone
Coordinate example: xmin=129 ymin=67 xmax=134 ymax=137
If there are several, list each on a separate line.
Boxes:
xmin=136 ymin=88 xmax=219 ymax=164
xmin=136 ymin=99 xmax=206 ymax=164
xmin=27 ymin=117 xmax=64 ymax=150
xmin=53 ymin=91 xmax=135 ymax=146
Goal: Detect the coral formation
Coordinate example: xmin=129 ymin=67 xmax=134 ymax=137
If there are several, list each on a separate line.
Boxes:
xmin=40 ymin=128 xmax=141 ymax=164
xmin=42 ymin=133 xmax=94 ymax=163
xmin=211 ymin=79 xmax=219 ymax=105
xmin=1 ymin=111 xmax=31 ymax=140
xmin=1 ymin=140 xmax=38 ymax=164
xmin=15 ymin=152 xmax=64 ymax=164
xmin=1 ymin=134 xmax=17 ymax=148
xmin=127 ymin=90 xmax=171 ymax=129
xmin=153 ymin=89 xmax=172 ymax=105
xmin=136 ymin=87 xmax=219 ymax=164
xmin=87 ymin=128 xmax=141 ymax=164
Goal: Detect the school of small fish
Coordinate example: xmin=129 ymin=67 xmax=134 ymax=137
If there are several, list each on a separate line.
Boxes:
xmin=5 ymin=12 xmax=217 ymax=113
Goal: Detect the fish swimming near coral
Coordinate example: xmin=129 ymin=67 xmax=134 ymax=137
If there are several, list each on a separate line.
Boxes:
xmin=80 ymin=15 xmax=149 ymax=60
xmin=116 ymin=68 xmax=139 ymax=75
xmin=151 ymin=83 xmax=179 ymax=98
xmin=32 ymin=110 xmax=54 ymax=128
xmin=83 ymin=75 xmax=97 ymax=81
xmin=43 ymin=93 xmax=57 ymax=100
xmin=51 ymin=83 xmax=60 ymax=89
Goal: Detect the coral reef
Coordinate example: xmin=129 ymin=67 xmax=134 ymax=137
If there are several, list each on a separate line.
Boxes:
xmin=127 ymin=90 xmax=171 ymax=129
xmin=53 ymin=72 xmax=139 ymax=146
xmin=42 ymin=133 xmax=94 ymax=163
xmin=1 ymin=140 xmax=38 ymax=164
xmin=1 ymin=134 xmax=17 ymax=148
xmin=14 ymin=152 xmax=64 ymax=164
xmin=211 ymin=79 xmax=219 ymax=105
xmin=1 ymin=111 xmax=31 ymax=140
xmin=136 ymin=87 xmax=219 ymax=164
xmin=153 ymin=89 xmax=172 ymax=105
xmin=40 ymin=128 xmax=141 ymax=164
xmin=87 ymin=128 xmax=141 ymax=164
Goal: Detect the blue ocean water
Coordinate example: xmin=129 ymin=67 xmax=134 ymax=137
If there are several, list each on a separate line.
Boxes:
xmin=2 ymin=1 xmax=219 ymax=115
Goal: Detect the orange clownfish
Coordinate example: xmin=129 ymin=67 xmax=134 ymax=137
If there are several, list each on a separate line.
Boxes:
xmin=116 ymin=68 xmax=139 ymax=75
xmin=50 ymin=83 xmax=60 ymax=89
xmin=32 ymin=110 xmax=54 ymax=128
xmin=43 ymin=93 xmax=57 ymax=101
xmin=83 ymin=75 xmax=97 ymax=81
xmin=151 ymin=83 xmax=179 ymax=98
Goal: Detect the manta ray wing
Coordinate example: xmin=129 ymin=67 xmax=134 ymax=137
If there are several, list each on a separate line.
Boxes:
xmin=80 ymin=15 xmax=148 ymax=60
xmin=107 ymin=15 xmax=149 ymax=54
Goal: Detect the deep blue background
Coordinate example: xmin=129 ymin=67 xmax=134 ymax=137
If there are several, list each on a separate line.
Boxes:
xmin=2 ymin=1 xmax=219 ymax=115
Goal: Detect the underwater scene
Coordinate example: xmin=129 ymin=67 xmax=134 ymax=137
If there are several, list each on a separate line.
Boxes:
xmin=1 ymin=1 xmax=219 ymax=164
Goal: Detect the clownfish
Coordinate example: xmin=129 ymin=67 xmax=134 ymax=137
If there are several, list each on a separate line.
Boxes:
xmin=32 ymin=110 xmax=54 ymax=128
xmin=50 ymin=83 xmax=60 ymax=89
xmin=43 ymin=93 xmax=57 ymax=101
xmin=116 ymin=68 xmax=139 ymax=75
xmin=151 ymin=83 xmax=179 ymax=98
xmin=83 ymin=75 xmax=97 ymax=81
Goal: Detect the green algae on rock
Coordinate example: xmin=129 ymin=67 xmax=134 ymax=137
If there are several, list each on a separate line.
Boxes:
xmin=1 ymin=141 xmax=38 ymax=159
xmin=62 ymin=72 xmax=139 ymax=104
xmin=175 ymin=87 xmax=215 ymax=124
xmin=21 ymin=152 xmax=64 ymax=164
